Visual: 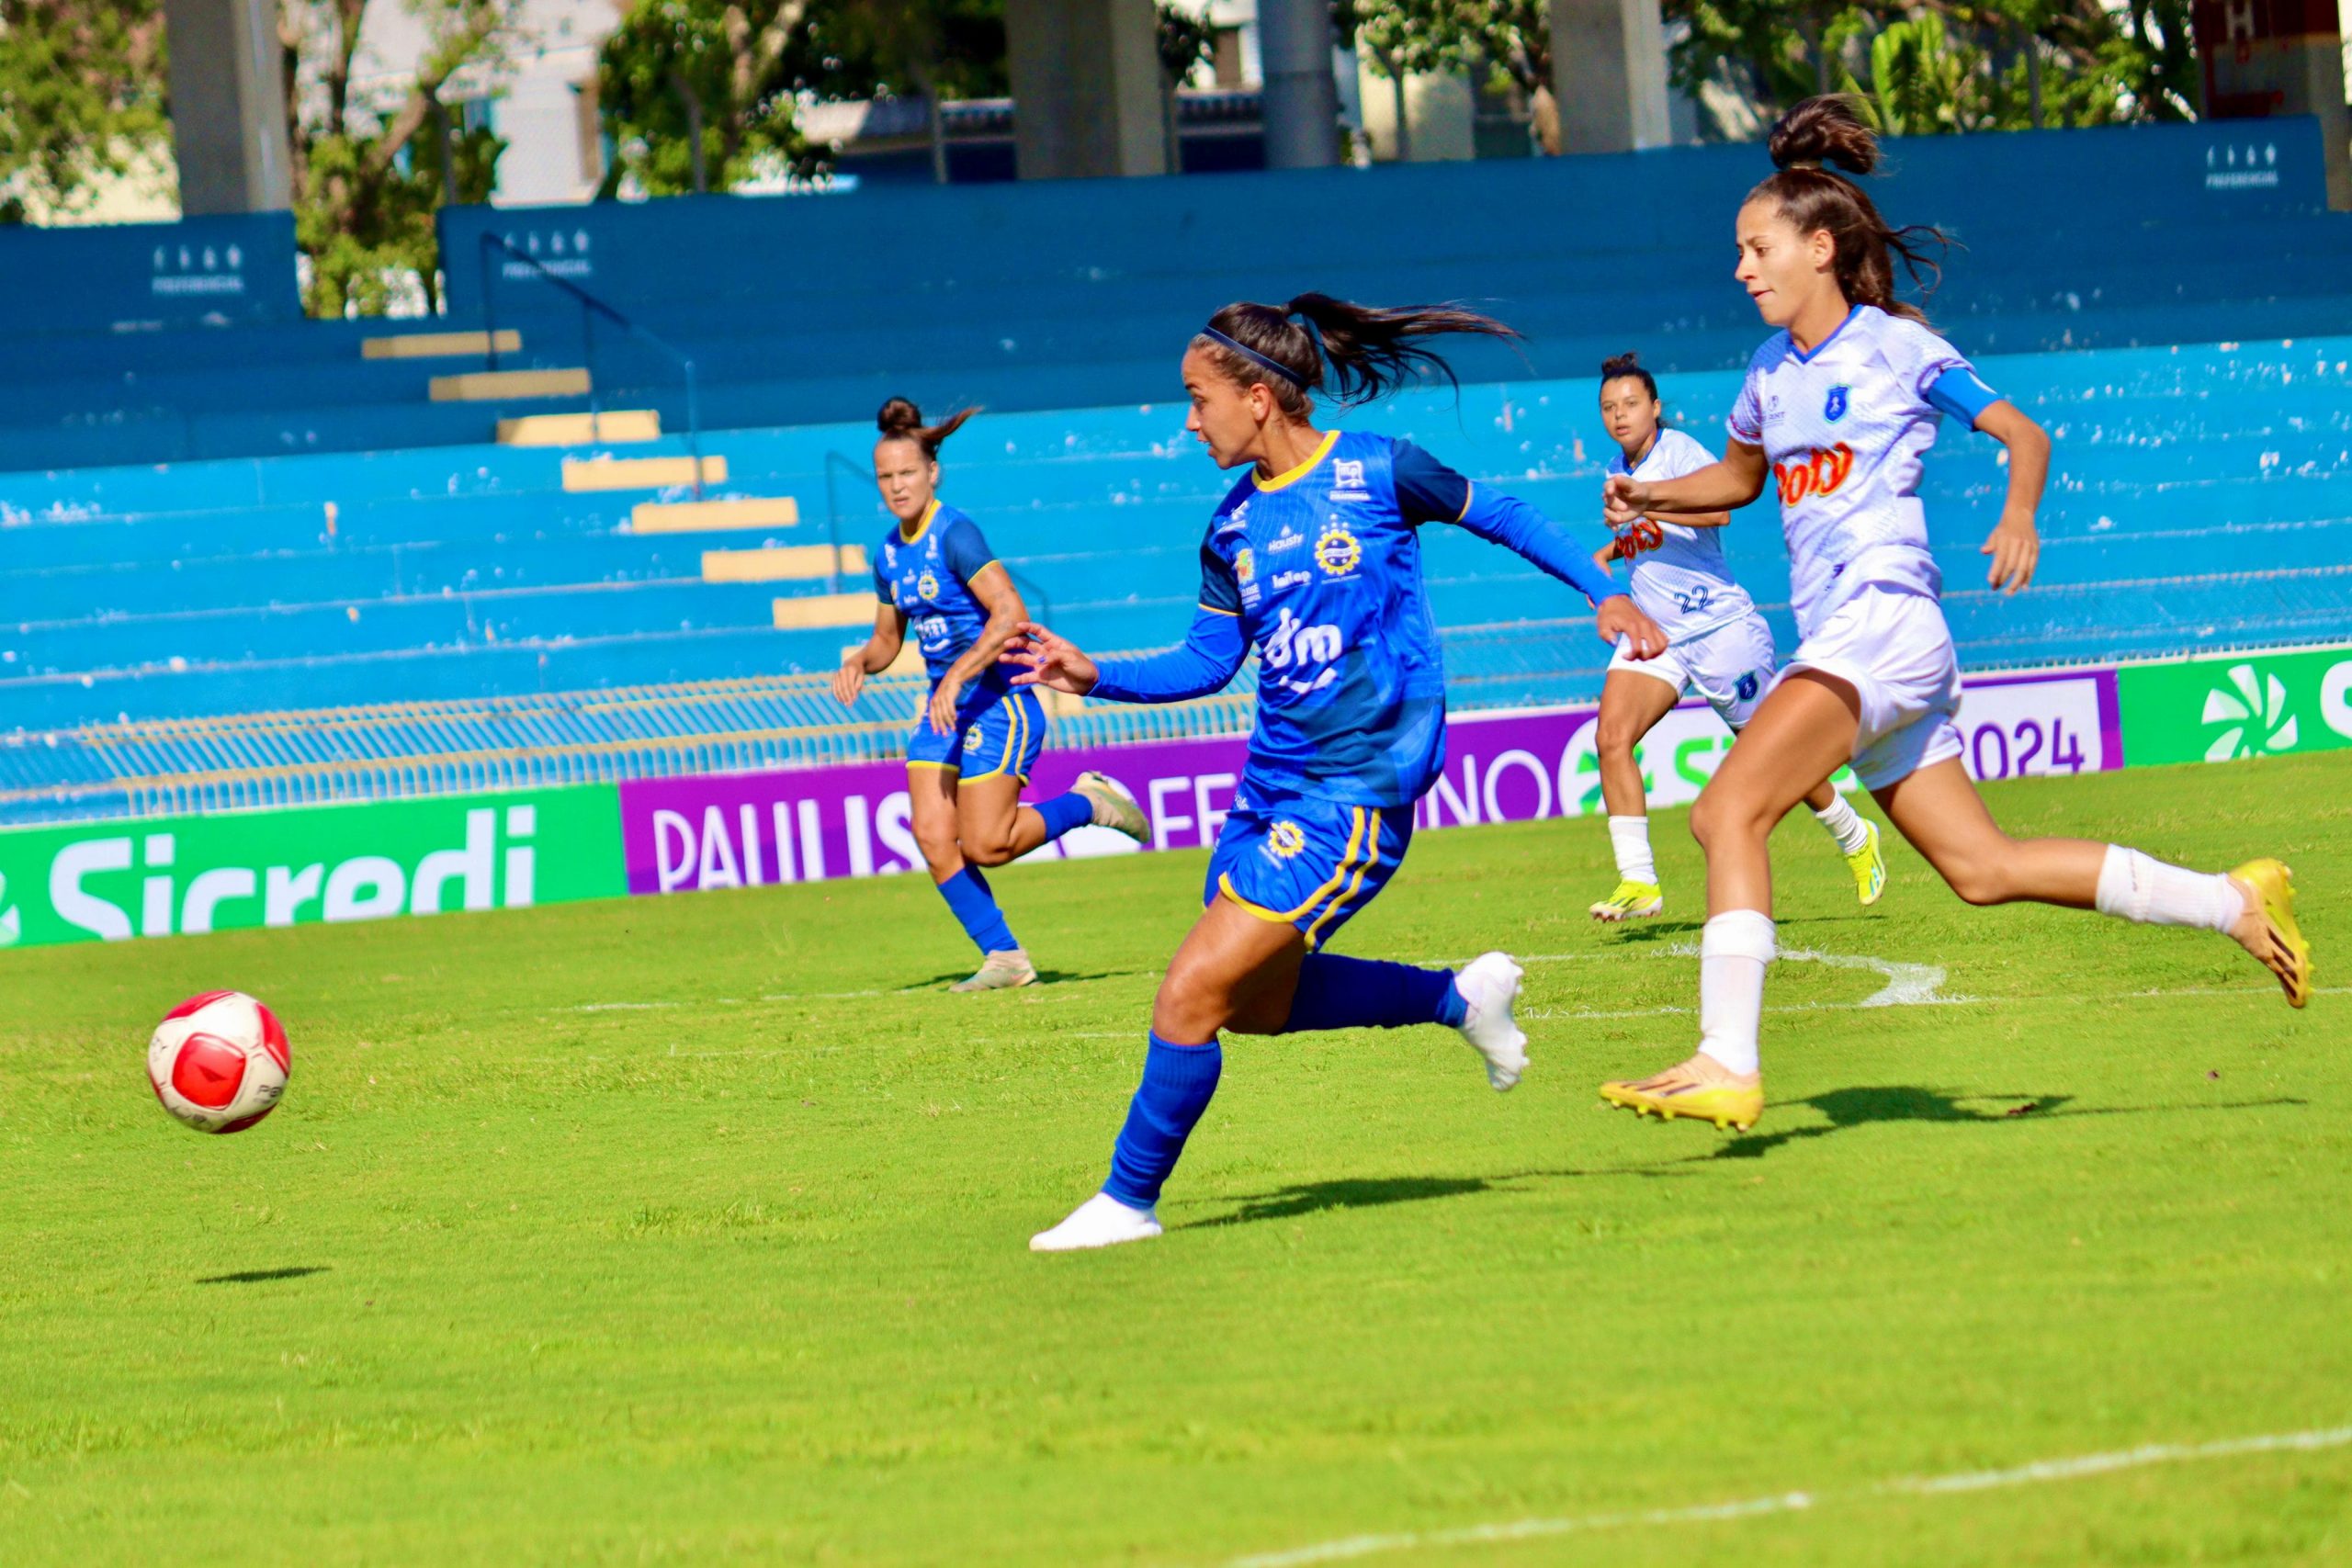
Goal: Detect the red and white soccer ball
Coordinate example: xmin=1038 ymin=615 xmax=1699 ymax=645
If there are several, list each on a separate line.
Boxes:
xmin=147 ymin=990 xmax=289 ymax=1134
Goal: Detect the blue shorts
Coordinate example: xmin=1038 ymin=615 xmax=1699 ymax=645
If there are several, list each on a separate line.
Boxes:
xmin=906 ymin=685 xmax=1046 ymax=783
xmin=1206 ymin=786 xmax=1413 ymax=951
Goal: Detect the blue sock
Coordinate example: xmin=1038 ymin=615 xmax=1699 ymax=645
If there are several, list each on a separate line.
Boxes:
xmin=1281 ymin=953 xmax=1467 ymax=1032
xmin=1103 ymin=1033 xmax=1223 ymax=1209
xmin=936 ymin=867 xmax=1019 ymax=956
xmin=1034 ymin=792 xmax=1093 ymax=842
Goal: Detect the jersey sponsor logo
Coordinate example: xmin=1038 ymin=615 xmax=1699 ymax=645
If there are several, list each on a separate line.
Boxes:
xmin=1773 ymin=443 xmax=1856 ymax=507
xmin=1615 ymin=519 xmax=1665 ymax=557
xmin=1268 ymin=524 xmax=1305 ymax=553
xmin=883 ymin=544 xmax=899 ymax=569
xmin=1261 ymin=605 xmax=1343 ymax=694
xmin=1314 ymin=521 xmax=1362 ymax=577
xmin=1261 ymin=820 xmax=1306 ymax=861
xmin=1271 ymin=569 xmax=1312 ymax=591
xmin=1233 ymin=547 xmax=1255 ymax=586
xmin=917 ymin=570 xmax=940 ymax=600
xmin=916 ymin=615 xmax=949 ymax=646
xmin=1331 ymin=458 xmax=1369 ymax=499
xmin=1824 ymin=385 xmax=1850 ymax=423
xmin=1220 ymin=500 xmax=1251 ymax=536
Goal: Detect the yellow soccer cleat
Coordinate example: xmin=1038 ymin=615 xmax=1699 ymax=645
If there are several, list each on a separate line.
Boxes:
xmin=1590 ymin=880 xmax=1664 ymax=923
xmin=1600 ymin=1055 xmax=1764 ymax=1132
xmin=1847 ymin=818 xmax=1887 ymax=907
xmin=2230 ymin=858 xmax=2312 ymax=1008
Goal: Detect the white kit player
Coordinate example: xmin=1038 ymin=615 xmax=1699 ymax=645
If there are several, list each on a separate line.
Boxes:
xmin=1596 ymin=96 xmax=2311 ymax=1135
xmin=1585 ymin=351 xmax=1885 ymax=923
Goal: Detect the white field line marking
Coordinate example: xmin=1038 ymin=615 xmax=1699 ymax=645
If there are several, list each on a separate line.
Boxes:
xmin=1227 ymin=1424 xmax=2352 ymax=1568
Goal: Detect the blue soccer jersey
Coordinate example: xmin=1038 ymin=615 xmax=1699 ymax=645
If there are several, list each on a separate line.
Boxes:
xmin=874 ymin=501 xmax=1008 ymax=694
xmin=1089 ymin=430 xmax=1617 ymax=808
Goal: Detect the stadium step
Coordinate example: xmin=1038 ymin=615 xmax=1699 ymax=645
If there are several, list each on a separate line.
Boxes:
xmin=632 ymin=495 xmax=801 ymax=533
xmin=561 ymin=455 xmax=729 ymax=491
xmin=428 ymin=367 xmax=591 ymax=402
xmin=360 ymin=329 xmax=522 ymax=360
xmin=703 ymin=544 xmax=867 ymax=583
xmin=496 ymin=409 xmax=662 ymax=446
xmin=772 ymin=592 xmax=876 ymax=630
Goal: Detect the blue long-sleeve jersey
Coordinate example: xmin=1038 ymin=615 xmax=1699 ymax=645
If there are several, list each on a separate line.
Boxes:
xmin=1089 ymin=430 xmax=1617 ymax=807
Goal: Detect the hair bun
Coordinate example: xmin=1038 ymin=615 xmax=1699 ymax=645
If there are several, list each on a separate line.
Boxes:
xmin=1600 ymin=351 xmax=1644 ymax=380
xmin=1768 ymin=95 xmax=1880 ymax=177
xmin=876 ymin=396 xmax=923 ymax=437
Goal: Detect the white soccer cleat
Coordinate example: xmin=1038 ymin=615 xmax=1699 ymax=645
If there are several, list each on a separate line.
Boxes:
xmin=1030 ymin=1190 xmax=1163 ymax=1252
xmin=1453 ymin=951 xmax=1529 ymax=1092
xmin=1073 ymin=770 xmax=1149 ymax=843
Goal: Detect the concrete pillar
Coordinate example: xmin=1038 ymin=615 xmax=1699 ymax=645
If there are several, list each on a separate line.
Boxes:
xmin=1550 ymin=0 xmax=1673 ymax=154
xmin=164 ymin=0 xmax=294 ymax=213
xmin=1258 ymin=0 xmax=1340 ymax=168
xmin=1004 ymin=0 xmax=1170 ymax=179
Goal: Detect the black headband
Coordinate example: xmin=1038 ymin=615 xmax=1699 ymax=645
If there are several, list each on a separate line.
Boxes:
xmin=1200 ymin=326 xmax=1309 ymax=389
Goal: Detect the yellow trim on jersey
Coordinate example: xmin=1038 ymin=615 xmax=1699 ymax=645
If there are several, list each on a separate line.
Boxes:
xmin=1198 ymin=602 xmax=1241 ymax=617
xmin=1303 ymin=809 xmax=1383 ymax=947
xmin=1454 ymin=482 xmax=1475 ymax=524
xmin=1216 ymin=807 xmax=1370 ymax=927
xmin=1251 ymin=429 xmax=1340 ymax=494
xmin=906 ymin=759 xmax=959 ymax=773
xmin=899 ymin=498 xmax=942 ymax=547
xmin=960 ymin=691 xmax=1034 ymax=783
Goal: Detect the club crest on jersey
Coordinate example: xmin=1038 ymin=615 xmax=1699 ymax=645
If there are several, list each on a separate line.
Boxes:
xmin=1824 ymin=385 xmax=1851 ymax=423
xmin=1315 ymin=520 xmax=1362 ymax=577
xmin=917 ymin=570 xmax=940 ymax=600
xmin=1261 ymin=820 xmax=1307 ymax=861
xmin=964 ymin=723 xmax=985 ymax=751
xmin=1737 ymin=671 xmax=1761 ymax=702
xmin=1773 ymin=443 xmax=1855 ymax=508
xmin=1233 ymin=547 xmax=1255 ymax=586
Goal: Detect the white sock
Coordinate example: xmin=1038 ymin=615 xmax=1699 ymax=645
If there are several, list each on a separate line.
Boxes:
xmin=1811 ymin=792 xmax=1872 ymax=856
xmin=1697 ymin=909 xmax=1774 ymax=1077
xmin=1608 ymin=816 xmax=1657 ymax=886
xmin=2093 ymin=845 xmax=2245 ymax=933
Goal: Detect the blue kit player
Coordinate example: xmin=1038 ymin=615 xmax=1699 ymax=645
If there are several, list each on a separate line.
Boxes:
xmin=834 ymin=398 xmax=1148 ymax=991
xmin=1006 ymin=295 xmax=1668 ymax=1251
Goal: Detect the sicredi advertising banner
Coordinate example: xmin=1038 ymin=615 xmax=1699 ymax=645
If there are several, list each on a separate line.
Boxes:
xmin=0 ymin=786 xmax=623 ymax=951
xmin=617 ymin=667 xmax=2120 ymax=897
xmin=2117 ymin=644 xmax=2352 ymax=766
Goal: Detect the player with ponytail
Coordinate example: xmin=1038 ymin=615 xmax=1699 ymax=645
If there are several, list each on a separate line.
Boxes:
xmin=1010 ymin=294 xmax=1668 ymax=1251
xmin=1597 ymin=97 xmax=2311 ymax=1135
xmin=834 ymin=398 xmax=1148 ymax=992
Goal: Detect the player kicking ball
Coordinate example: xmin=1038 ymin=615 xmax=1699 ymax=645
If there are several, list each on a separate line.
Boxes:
xmin=1584 ymin=351 xmax=1885 ymax=923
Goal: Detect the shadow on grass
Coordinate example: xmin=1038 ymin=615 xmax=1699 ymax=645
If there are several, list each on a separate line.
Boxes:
xmin=197 ymin=1266 xmax=331 ymax=1285
xmin=903 ymin=968 xmax=1136 ymax=990
xmin=1700 ymin=1085 xmax=2307 ymax=1162
xmin=1186 ymin=1163 xmax=1692 ymax=1230
xmin=1608 ymin=920 xmax=1704 ymax=944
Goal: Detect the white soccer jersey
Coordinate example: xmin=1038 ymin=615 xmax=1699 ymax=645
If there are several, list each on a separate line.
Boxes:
xmin=1608 ymin=426 xmax=1757 ymax=644
xmin=1727 ymin=304 xmax=1988 ymax=637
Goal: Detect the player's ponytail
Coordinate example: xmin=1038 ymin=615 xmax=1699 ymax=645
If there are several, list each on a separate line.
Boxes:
xmin=876 ymin=396 xmax=979 ymax=457
xmin=1749 ymin=96 xmax=1950 ymax=325
xmin=1193 ymin=294 xmax=1521 ymax=414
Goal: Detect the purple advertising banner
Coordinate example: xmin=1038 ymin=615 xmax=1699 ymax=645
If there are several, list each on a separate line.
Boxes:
xmin=616 ymin=665 xmax=2120 ymax=897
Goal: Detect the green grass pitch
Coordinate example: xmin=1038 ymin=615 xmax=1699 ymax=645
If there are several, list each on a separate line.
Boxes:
xmin=2 ymin=755 xmax=2346 ymax=1565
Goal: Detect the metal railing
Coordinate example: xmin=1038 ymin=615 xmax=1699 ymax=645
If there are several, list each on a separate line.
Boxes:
xmin=823 ymin=450 xmax=1052 ymax=620
xmin=477 ymin=231 xmax=707 ymax=499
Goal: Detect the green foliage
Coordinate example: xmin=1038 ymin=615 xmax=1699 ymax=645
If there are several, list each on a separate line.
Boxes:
xmin=281 ymin=0 xmax=522 ymax=318
xmin=0 ymin=0 xmax=169 ymax=223
xmin=0 ymin=759 xmax=2345 ymax=1560
xmin=1666 ymin=0 xmax=2202 ymax=138
xmin=596 ymin=0 xmax=1010 ymax=197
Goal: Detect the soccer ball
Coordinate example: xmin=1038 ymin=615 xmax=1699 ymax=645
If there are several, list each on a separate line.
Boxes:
xmin=147 ymin=990 xmax=289 ymax=1134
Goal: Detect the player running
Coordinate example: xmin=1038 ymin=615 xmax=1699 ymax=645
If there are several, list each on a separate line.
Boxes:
xmin=833 ymin=398 xmax=1148 ymax=992
xmin=1598 ymin=96 xmax=2312 ymax=1134
xmin=1009 ymin=294 xmax=1668 ymax=1251
xmin=1586 ymin=350 xmax=1885 ymax=922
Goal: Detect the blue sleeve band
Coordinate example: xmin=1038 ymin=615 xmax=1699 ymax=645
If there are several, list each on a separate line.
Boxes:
xmin=1453 ymin=483 xmax=1619 ymax=608
xmin=1196 ymin=538 xmax=1243 ymax=615
xmin=1090 ymin=606 xmax=1250 ymax=704
xmin=941 ymin=517 xmax=997 ymax=583
xmin=1926 ymin=367 xmax=2002 ymax=427
xmin=1389 ymin=440 xmax=1474 ymax=526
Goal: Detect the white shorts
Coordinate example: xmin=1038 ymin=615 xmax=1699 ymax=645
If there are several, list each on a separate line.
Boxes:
xmin=1608 ymin=612 xmax=1779 ymax=731
xmin=1779 ymin=587 xmax=1962 ymax=790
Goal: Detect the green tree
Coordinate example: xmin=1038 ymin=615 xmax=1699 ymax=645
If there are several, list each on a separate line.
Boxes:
xmin=1343 ymin=0 xmax=1489 ymax=161
xmin=279 ymin=0 xmax=522 ymax=317
xmin=0 ymin=0 xmax=170 ymax=223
